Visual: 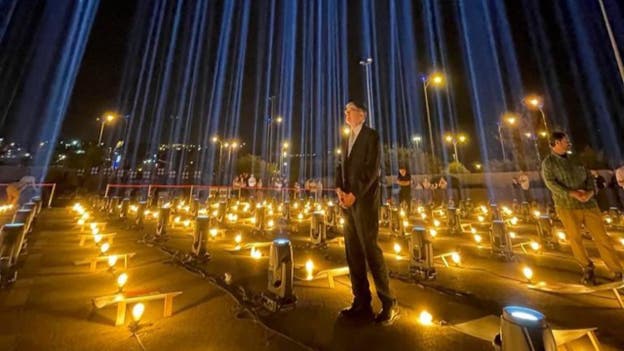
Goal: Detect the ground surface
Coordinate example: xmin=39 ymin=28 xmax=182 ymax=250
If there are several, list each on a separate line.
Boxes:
xmin=1 ymin=205 xmax=623 ymax=351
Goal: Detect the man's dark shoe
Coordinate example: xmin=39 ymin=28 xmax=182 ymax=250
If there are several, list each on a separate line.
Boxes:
xmin=339 ymin=304 xmax=374 ymax=321
xmin=375 ymin=304 xmax=400 ymax=326
xmin=581 ymin=263 xmax=596 ymax=286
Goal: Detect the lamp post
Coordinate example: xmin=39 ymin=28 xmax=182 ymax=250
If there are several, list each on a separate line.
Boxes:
xmin=523 ymin=95 xmax=548 ymax=133
xmin=280 ymin=142 xmax=289 ymax=175
xmin=97 ymin=113 xmax=116 ymax=145
xmin=444 ymin=132 xmax=468 ymax=164
xmin=421 ymin=72 xmax=445 ymax=159
xmin=498 ymin=112 xmax=519 ymax=162
xmin=523 ymin=132 xmax=542 ymax=167
xmin=359 ymin=58 xmax=374 ymax=129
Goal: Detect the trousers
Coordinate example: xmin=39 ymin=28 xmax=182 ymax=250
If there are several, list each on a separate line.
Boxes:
xmin=556 ymin=206 xmax=623 ymax=273
xmin=343 ymin=199 xmax=394 ymax=307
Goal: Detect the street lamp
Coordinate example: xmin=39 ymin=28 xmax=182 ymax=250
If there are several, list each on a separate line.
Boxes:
xmin=444 ymin=132 xmax=468 ymax=163
xmin=498 ymin=112 xmax=520 ymax=162
xmin=421 ymin=71 xmax=445 ymax=159
xmin=97 ymin=113 xmax=116 ymax=145
xmin=359 ymin=57 xmax=374 ymax=129
xmin=523 ymin=95 xmax=548 ymax=133
xmin=412 ymin=135 xmax=422 ymax=150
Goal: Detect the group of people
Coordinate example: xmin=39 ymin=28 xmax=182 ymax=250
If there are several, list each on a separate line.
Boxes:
xmin=231 ymin=173 xmax=325 ymax=200
xmin=333 ymin=99 xmax=623 ymax=328
xmin=395 ymin=168 xmax=449 ymax=209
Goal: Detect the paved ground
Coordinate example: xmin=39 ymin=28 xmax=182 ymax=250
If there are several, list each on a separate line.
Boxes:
xmin=1 ymin=205 xmax=623 ymax=350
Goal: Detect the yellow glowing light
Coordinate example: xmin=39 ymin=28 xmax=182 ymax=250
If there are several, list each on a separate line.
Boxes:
xmin=108 ymin=255 xmax=118 ymax=267
xmin=470 ymin=227 xmax=476 ymax=234
xmin=132 ymin=303 xmax=145 ymax=322
xmin=420 ymin=213 xmax=427 ymax=220
xmin=183 ymin=219 xmax=191 ymax=227
xmin=418 ymin=310 xmax=434 ymax=326
xmin=78 ymin=218 xmax=85 ymax=225
xmin=402 ymin=220 xmax=409 ymax=228
xmin=342 ymin=126 xmax=351 ymax=136
xmin=305 ymin=259 xmax=314 ymax=280
xmin=477 ymin=215 xmax=485 ymax=223
xmin=530 ymin=241 xmax=540 ymax=251
xmin=433 ymin=219 xmax=441 ymax=227
xmin=509 ymin=231 xmax=517 ymax=239
xmin=557 ymin=231 xmax=566 ymax=241
xmin=619 ymin=238 xmax=624 ymax=246
xmin=267 ymin=219 xmax=275 ymax=228
xmin=209 ymin=228 xmax=218 ymax=237
xmin=117 ymin=272 xmax=128 ymax=289
xmin=429 ymin=229 xmax=437 ymax=237
xmin=510 ymin=217 xmax=518 ymax=226
xmin=100 ymin=242 xmax=110 ymax=254
xmin=235 ymin=234 xmax=242 ymax=244
xmin=474 ymin=234 xmax=482 ymax=244
xmin=174 ymin=216 xmax=181 ymax=224
xmin=523 ymin=266 xmax=533 ymax=281
xmin=393 ymin=243 xmax=402 ymax=255
xmin=297 ymin=213 xmax=303 ymax=221
xmin=94 ymin=234 xmax=102 ymax=243
xmin=339 ymin=217 xmax=345 ymax=226
xmin=250 ymin=217 xmax=257 ymax=224
xmin=250 ymin=247 xmax=262 ymax=259
xmin=533 ymin=210 xmax=541 ymax=218
xmin=451 ymin=252 xmax=461 ymax=265
xmin=605 ymin=217 xmax=613 ymax=224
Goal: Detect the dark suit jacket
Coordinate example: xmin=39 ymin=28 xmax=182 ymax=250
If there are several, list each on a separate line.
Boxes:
xmin=335 ymin=124 xmax=380 ymax=205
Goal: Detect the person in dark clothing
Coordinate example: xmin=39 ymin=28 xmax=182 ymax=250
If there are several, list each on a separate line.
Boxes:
xmin=335 ymin=100 xmax=399 ymax=326
xmin=396 ymin=166 xmax=411 ymax=211
xmin=591 ymin=170 xmax=609 ymax=211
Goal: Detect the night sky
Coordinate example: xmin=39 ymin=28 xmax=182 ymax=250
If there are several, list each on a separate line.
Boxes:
xmin=3 ymin=0 xmax=623 ymax=167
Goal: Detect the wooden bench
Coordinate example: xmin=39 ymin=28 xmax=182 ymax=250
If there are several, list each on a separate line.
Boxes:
xmin=528 ymin=281 xmax=624 ymax=309
xmin=79 ymin=232 xmax=116 ymax=246
xmin=226 ymin=241 xmax=273 ymax=253
xmin=434 ymin=251 xmax=461 ymax=267
xmin=74 ymin=252 xmax=136 ymax=272
xmin=452 ymin=315 xmax=603 ymax=350
xmin=79 ymin=221 xmax=107 ymax=233
xmin=553 ymin=328 xmax=602 ymax=350
xmin=296 ymin=266 xmax=350 ymax=288
xmin=92 ymin=290 xmax=183 ymax=326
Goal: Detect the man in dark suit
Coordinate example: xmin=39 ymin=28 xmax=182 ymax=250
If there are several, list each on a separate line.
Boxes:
xmin=335 ymin=100 xmax=399 ymax=326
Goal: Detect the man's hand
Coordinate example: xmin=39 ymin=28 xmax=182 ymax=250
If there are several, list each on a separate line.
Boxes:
xmin=569 ymin=189 xmax=594 ymax=202
xmin=342 ymin=192 xmax=356 ymax=208
xmin=336 ymin=188 xmax=346 ymax=208
xmin=579 ymin=190 xmax=594 ymax=202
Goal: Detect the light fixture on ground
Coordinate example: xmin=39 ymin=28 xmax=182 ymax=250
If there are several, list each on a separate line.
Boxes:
xmin=117 ymin=272 xmax=128 ymax=292
xmin=493 ymin=306 xmax=556 ymax=350
xmin=261 ymin=239 xmax=296 ymax=312
xmin=418 ymin=310 xmax=433 ymax=326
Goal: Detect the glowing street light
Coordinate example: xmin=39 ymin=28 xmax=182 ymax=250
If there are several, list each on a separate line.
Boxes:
xmin=100 ymin=114 xmax=115 ymax=138
xmin=444 ymin=132 xmax=468 ymax=163
xmin=497 ymin=112 xmax=520 ymax=162
xmin=523 ymin=95 xmax=549 ymax=132
xmin=97 ymin=113 xmax=116 ymax=145
xmin=422 ymin=71 xmax=446 ymax=159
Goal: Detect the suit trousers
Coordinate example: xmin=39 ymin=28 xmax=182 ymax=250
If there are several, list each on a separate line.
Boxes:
xmin=556 ymin=206 xmax=623 ymax=273
xmin=343 ymin=200 xmax=395 ymax=307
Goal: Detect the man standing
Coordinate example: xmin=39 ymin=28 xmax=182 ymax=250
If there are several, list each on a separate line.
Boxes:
xmin=542 ymin=132 xmax=623 ymax=284
xmin=396 ymin=166 xmax=411 ymax=211
xmin=335 ymin=100 xmax=399 ymax=325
